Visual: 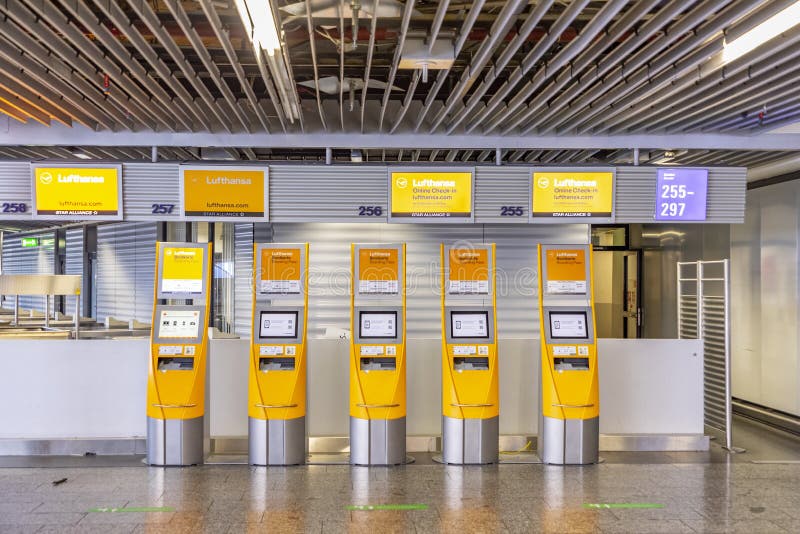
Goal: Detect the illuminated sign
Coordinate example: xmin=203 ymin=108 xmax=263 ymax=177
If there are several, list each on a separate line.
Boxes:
xmin=31 ymin=165 xmax=122 ymax=219
xmin=180 ymin=165 xmax=268 ymax=220
xmin=389 ymin=169 xmax=473 ymax=222
xmin=358 ymin=248 xmax=400 ymax=294
xmin=655 ymin=168 xmax=708 ymax=221
xmin=161 ymin=247 xmax=205 ymax=295
xmin=260 ymin=248 xmax=302 ymax=294
xmin=20 ymin=237 xmax=39 ymax=248
xmin=531 ymin=169 xmax=614 ymax=221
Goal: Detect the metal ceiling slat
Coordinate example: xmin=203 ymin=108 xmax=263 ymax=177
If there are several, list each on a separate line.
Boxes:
xmin=56 ymin=0 xmax=196 ymax=132
xmin=13 ymin=0 xmax=171 ymax=131
xmin=124 ymin=0 xmax=234 ymax=133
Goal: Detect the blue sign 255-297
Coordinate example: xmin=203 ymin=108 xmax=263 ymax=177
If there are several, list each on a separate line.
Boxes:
xmin=655 ymin=168 xmax=708 ymax=221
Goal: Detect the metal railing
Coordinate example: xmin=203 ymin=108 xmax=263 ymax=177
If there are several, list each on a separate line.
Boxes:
xmin=677 ymin=260 xmax=744 ymax=453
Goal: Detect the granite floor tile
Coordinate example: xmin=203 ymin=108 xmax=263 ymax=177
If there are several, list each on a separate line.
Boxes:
xmin=682 ymin=519 xmax=789 ymax=533
xmin=0 ymin=527 xmax=43 ymax=534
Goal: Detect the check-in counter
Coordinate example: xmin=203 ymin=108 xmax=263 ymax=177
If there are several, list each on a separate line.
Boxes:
xmin=0 ymin=337 xmax=705 ymax=453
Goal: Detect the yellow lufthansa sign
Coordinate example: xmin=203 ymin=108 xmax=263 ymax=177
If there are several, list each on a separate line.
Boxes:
xmin=33 ymin=166 xmax=121 ymax=218
xmin=532 ymin=170 xmax=614 ymax=218
xmin=161 ymin=246 xmax=205 ymax=295
xmin=390 ymin=170 xmax=473 ymax=220
xmin=181 ymin=166 xmax=267 ymax=218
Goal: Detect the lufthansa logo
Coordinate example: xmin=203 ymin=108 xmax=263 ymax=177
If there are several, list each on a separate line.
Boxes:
xmin=395 ymin=177 xmax=408 ymax=189
xmin=39 ymin=172 xmax=53 ymax=185
xmin=537 ymin=177 xmax=550 ymax=189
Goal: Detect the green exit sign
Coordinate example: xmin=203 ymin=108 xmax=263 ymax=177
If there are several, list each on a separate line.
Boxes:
xmin=20 ymin=237 xmax=39 ymax=248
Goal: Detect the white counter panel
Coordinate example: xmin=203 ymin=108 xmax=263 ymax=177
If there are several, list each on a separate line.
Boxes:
xmin=0 ymin=337 xmax=703 ymax=440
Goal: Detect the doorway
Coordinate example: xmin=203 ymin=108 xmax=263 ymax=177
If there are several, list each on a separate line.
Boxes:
xmin=591 ymin=226 xmax=641 ymax=338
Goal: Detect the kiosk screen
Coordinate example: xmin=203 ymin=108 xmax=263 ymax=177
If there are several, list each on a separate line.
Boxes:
xmin=359 ymin=312 xmax=397 ymax=339
xmin=259 ymin=311 xmax=298 ymax=339
xmin=159 ymin=309 xmax=201 ymax=339
xmin=451 ymin=311 xmax=489 ymax=338
xmin=549 ymin=312 xmax=588 ymax=339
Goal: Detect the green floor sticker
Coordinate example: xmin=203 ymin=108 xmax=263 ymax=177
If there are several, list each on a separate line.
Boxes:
xmin=348 ymin=504 xmax=428 ymax=511
xmin=88 ymin=507 xmax=174 ymax=513
xmin=584 ymin=503 xmax=664 ymax=509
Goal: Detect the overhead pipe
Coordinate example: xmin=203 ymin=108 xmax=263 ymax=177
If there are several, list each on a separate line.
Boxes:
xmin=305 ymin=0 xmax=328 ymax=131
xmin=377 ymin=0 xmax=416 ymax=131
xmin=273 ymin=4 xmax=305 ymax=129
xmin=425 ymin=0 xmax=528 ymax=133
xmin=410 ymin=0 xmax=485 ymax=132
xmin=359 ymin=0 xmax=380 ymax=132
xmin=14 ymin=0 xmax=174 ymax=131
xmin=56 ymin=0 xmax=196 ymax=132
xmin=172 ymin=0 xmax=257 ymax=132
xmin=711 ymin=89 xmax=800 ymax=132
xmin=470 ymin=0 xmax=654 ymax=134
xmin=125 ymin=0 xmax=234 ymax=133
xmin=750 ymin=108 xmax=800 ymax=132
xmin=197 ymin=0 xmax=280 ymax=133
xmin=339 ymin=0 xmax=345 ymax=130
xmin=427 ymin=0 xmax=450 ymax=53
xmin=541 ymin=0 xmax=755 ymax=134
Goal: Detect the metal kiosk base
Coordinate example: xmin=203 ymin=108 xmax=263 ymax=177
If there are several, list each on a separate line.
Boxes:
xmin=147 ymin=416 xmax=204 ymax=466
xmin=248 ymin=417 xmax=306 ymax=466
xmin=350 ymin=417 xmax=406 ymax=465
xmin=442 ymin=416 xmax=499 ymax=464
xmin=540 ymin=416 xmax=599 ymax=465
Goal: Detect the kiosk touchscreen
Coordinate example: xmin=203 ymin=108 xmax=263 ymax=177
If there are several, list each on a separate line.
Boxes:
xmin=249 ymin=244 xmax=309 ymax=466
xmin=350 ymin=244 xmax=407 ymax=465
xmin=146 ymin=242 xmax=211 ymax=466
xmin=537 ymin=244 xmax=599 ymax=465
xmin=441 ymin=244 xmax=499 ymax=464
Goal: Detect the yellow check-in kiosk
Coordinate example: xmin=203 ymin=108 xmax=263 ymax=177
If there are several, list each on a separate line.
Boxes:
xmin=350 ymin=243 xmax=407 ymax=465
xmin=147 ymin=242 xmax=212 ymax=466
xmin=249 ymin=244 xmax=309 ymax=465
xmin=441 ymin=244 xmax=498 ymax=464
xmin=537 ymin=244 xmax=599 ymax=465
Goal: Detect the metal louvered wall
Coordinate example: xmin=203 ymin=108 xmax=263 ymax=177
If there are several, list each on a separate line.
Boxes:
xmin=64 ymin=227 xmax=85 ymax=317
xmin=95 ymin=222 xmax=157 ymax=323
xmin=122 ymin=163 xmax=181 ymax=220
xmin=0 ymin=230 xmax=55 ymax=312
xmin=233 ymin=222 xmax=587 ymax=339
xmin=615 ymin=167 xmax=746 ymax=223
xmin=0 ymin=162 xmax=746 ymax=225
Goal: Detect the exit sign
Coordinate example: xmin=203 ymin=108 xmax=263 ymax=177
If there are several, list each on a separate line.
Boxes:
xmin=20 ymin=237 xmax=39 ymax=248
xmin=655 ymin=168 xmax=708 ymax=221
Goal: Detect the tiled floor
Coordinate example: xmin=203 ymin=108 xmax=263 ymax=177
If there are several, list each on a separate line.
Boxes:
xmin=0 ymin=418 xmax=798 ymax=533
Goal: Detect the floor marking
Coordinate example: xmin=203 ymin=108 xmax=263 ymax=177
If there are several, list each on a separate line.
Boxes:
xmin=584 ymin=503 xmax=664 ymax=509
xmin=751 ymin=460 xmax=800 ymax=464
xmin=348 ymin=504 xmax=429 ymax=511
xmin=88 ymin=507 xmax=174 ymax=513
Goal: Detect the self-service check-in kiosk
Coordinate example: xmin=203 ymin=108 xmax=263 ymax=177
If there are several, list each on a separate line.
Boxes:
xmin=147 ymin=242 xmax=212 ymax=466
xmin=249 ymin=243 xmax=309 ymax=466
xmin=350 ymin=243 xmax=407 ymax=465
xmin=537 ymin=244 xmax=599 ymax=465
xmin=441 ymin=244 xmax=498 ymax=464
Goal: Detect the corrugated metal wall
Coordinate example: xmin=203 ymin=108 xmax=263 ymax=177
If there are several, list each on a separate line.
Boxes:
xmin=64 ymin=228 xmax=85 ymax=317
xmin=96 ymin=222 xmax=157 ymax=323
xmin=233 ymin=222 xmax=587 ymax=339
xmin=0 ymin=162 xmax=747 ymax=225
xmin=0 ymin=230 xmax=56 ymax=312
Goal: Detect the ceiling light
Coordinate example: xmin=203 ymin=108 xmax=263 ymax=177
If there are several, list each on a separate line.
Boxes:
xmin=234 ymin=0 xmax=281 ymax=56
xmin=723 ymin=1 xmax=800 ymax=63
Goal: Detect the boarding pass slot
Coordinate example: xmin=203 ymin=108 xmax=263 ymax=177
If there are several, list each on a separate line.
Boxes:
xmin=554 ymin=357 xmax=589 ymax=371
xmin=453 ymin=357 xmax=489 ymax=371
xmin=157 ymin=357 xmax=194 ymax=371
xmin=259 ymin=357 xmax=296 ymax=371
xmin=360 ymin=357 xmax=396 ymax=371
